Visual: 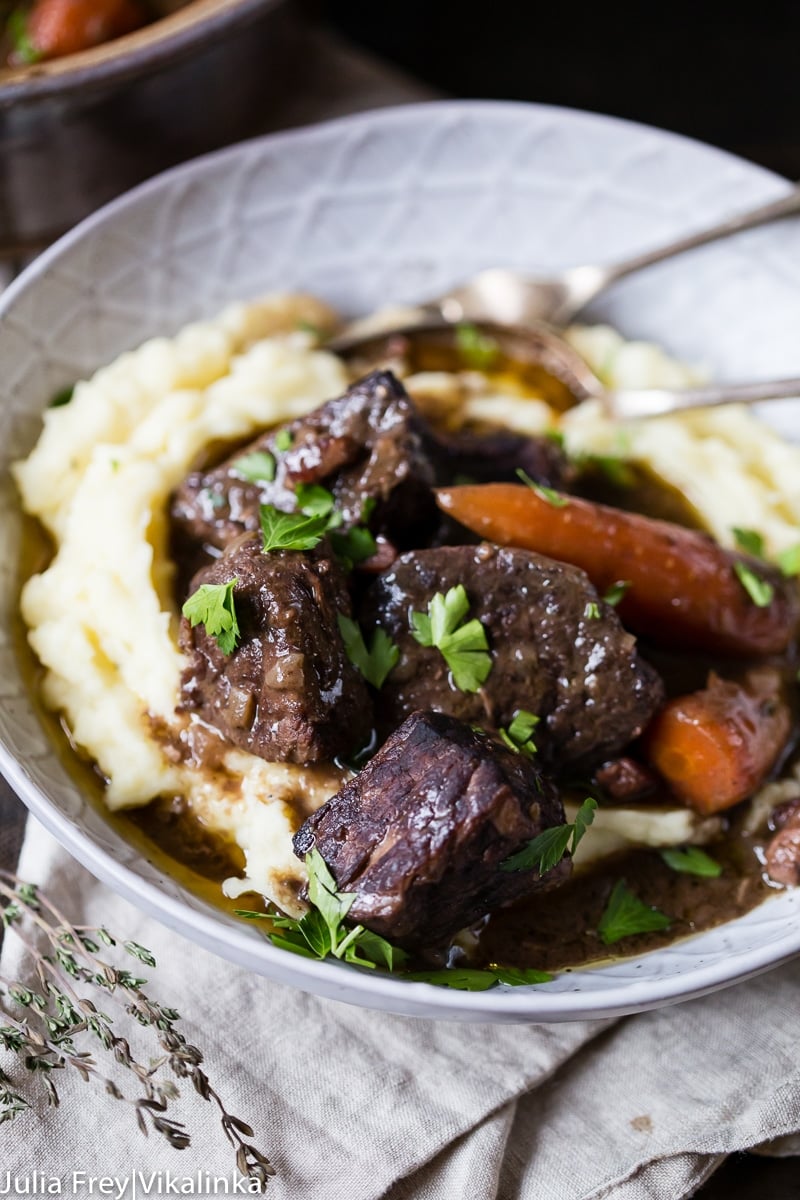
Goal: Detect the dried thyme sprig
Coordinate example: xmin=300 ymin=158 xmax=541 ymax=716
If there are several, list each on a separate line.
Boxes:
xmin=0 ymin=872 xmax=274 ymax=1189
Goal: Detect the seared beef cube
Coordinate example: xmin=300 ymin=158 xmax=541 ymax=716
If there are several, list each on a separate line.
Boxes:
xmin=293 ymin=710 xmax=570 ymax=946
xmin=179 ymin=533 xmax=372 ymax=764
xmin=360 ymin=543 xmax=664 ymax=770
xmin=171 ymin=370 xmax=437 ymax=554
xmin=432 ymin=428 xmax=573 ymax=490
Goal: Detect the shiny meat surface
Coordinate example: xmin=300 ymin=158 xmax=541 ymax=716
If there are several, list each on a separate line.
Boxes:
xmin=179 ymin=533 xmax=372 ymax=764
xmin=170 ymin=370 xmax=437 ymax=555
xmin=293 ymin=710 xmax=570 ymax=947
xmin=360 ymin=543 xmax=664 ymax=770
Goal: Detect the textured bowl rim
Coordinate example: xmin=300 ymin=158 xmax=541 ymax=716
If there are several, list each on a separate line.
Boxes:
xmin=2 ymin=98 xmax=799 ymax=1022
xmin=0 ymin=0 xmax=281 ymax=105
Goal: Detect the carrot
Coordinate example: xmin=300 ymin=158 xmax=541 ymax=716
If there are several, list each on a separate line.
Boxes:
xmin=642 ymin=668 xmax=792 ymax=814
xmin=435 ymin=483 xmax=798 ymax=657
xmin=27 ymin=0 xmax=147 ymax=59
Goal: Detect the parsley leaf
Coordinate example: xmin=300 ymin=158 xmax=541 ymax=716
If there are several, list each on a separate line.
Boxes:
xmin=489 ymin=966 xmax=554 ymax=986
xmin=734 ymin=561 xmax=774 ymax=608
xmin=238 ymin=850 xmax=407 ymax=972
xmin=597 ymin=880 xmax=671 ymax=945
xmin=238 ymin=851 xmax=555 ymax=990
xmin=732 ymin=527 xmax=765 ymax=558
xmin=660 ymin=846 xmax=722 ymax=878
xmin=498 ymin=709 xmax=539 ymax=757
xmin=330 ymin=525 xmax=378 ymax=568
xmin=455 ymin=323 xmax=500 ymax=370
xmin=274 ymin=428 xmax=293 ymax=452
xmin=259 ymin=504 xmax=328 ymax=553
xmin=49 ymin=384 xmax=75 ymax=408
xmin=181 ymin=578 xmax=240 ymax=655
xmin=501 ymin=825 xmax=573 ymax=875
xmin=410 ymin=585 xmax=492 ymax=693
xmin=8 ymin=8 xmax=42 ymax=64
xmin=337 ymin=614 xmax=399 ymax=689
xmin=602 ymin=580 xmax=630 ymax=607
xmin=584 ymin=601 xmax=600 ymax=620
xmin=516 ymin=467 xmax=569 ymax=507
xmin=778 ymin=544 xmax=800 ymax=578
xmin=233 ymin=450 xmax=276 ymax=484
xmin=502 ymin=797 xmax=597 ymax=874
xmin=407 ymin=966 xmax=553 ymax=991
xmin=295 ymin=483 xmax=336 ymax=519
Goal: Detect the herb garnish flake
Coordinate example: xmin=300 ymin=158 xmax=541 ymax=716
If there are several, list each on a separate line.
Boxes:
xmin=181 ymin=578 xmax=240 ymax=655
xmin=516 ymin=467 xmax=569 ymax=507
xmin=411 ymin=584 xmax=492 ymax=693
xmin=259 ymin=504 xmax=329 ymax=553
xmin=337 ymin=614 xmax=399 ymax=689
xmin=660 ymin=846 xmax=722 ymax=878
xmin=597 ymin=879 xmax=671 ymax=945
xmin=502 ymin=797 xmax=597 ymax=874
xmin=734 ymin=561 xmax=774 ymax=608
xmin=232 ymin=450 xmax=276 ymax=485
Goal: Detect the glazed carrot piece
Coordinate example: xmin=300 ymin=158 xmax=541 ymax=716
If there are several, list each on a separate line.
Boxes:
xmin=435 ymin=483 xmax=798 ymax=657
xmin=642 ymin=669 xmax=792 ymax=814
xmin=27 ymin=0 xmax=147 ymax=60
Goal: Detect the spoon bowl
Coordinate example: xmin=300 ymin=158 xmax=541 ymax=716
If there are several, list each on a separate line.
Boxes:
xmin=330 ymin=317 xmax=800 ymax=422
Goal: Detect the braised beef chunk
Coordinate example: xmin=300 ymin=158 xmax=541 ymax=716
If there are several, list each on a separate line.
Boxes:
xmin=179 ymin=533 xmax=372 ymax=764
xmin=361 ymin=543 xmax=664 ymax=770
xmin=432 ymin=428 xmax=573 ymax=491
xmin=170 ymin=370 xmax=437 ymax=555
xmin=293 ymin=710 xmax=570 ymax=947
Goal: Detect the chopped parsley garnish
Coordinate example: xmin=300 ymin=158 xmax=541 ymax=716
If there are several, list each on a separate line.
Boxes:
xmin=778 ymin=544 xmax=800 ymax=578
xmin=516 ymin=467 xmax=569 ymax=507
xmin=660 ymin=846 xmax=722 ymax=878
xmin=732 ymin=527 xmax=765 ymax=558
xmin=259 ymin=504 xmax=328 ymax=553
xmin=238 ymin=851 xmax=555 ymax=990
xmin=455 ymin=323 xmax=500 ymax=371
xmin=232 ymin=450 xmax=276 ymax=484
xmin=294 ymin=482 xmax=336 ymax=519
xmin=236 ymin=850 xmax=406 ymax=971
xmin=498 ymin=709 xmax=539 ymax=757
xmin=584 ymin=601 xmax=600 ymax=620
xmin=733 ymin=561 xmax=774 ymax=608
xmin=49 ymin=384 xmax=75 ymax=408
xmin=181 ymin=578 xmax=240 ymax=656
xmin=501 ymin=797 xmax=597 ymax=874
xmin=602 ymin=580 xmax=630 ymax=607
xmin=410 ymin=584 xmax=492 ymax=693
xmin=274 ymin=428 xmax=293 ymax=452
xmin=330 ymin=525 xmax=378 ymax=568
xmin=406 ymin=966 xmax=553 ymax=991
xmin=8 ymin=8 xmax=42 ymax=63
xmin=337 ymin=614 xmax=399 ymax=689
xmin=579 ymin=454 xmax=637 ymax=489
xmin=597 ymin=880 xmax=671 ymax=945
xmin=296 ymin=319 xmax=325 ymax=340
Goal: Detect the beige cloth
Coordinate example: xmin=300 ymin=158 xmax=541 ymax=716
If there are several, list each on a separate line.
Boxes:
xmin=2 ymin=819 xmax=799 ymax=1199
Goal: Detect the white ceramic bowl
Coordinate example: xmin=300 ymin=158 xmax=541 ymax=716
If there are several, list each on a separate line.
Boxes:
xmin=2 ymin=101 xmax=800 ymax=1022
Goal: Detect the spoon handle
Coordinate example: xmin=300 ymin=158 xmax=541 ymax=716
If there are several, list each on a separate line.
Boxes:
xmin=597 ymin=184 xmax=800 ymax=290
xmin=607 ymin=378 xmax=800 ymax=421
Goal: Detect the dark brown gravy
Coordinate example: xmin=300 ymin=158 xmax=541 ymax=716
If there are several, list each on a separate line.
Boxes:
xmin=13 ymin=369 xmax=793 ymax=976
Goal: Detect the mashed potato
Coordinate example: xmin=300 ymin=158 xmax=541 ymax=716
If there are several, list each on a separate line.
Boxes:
xmin=13 ymin=295 xmax=800 ymax=913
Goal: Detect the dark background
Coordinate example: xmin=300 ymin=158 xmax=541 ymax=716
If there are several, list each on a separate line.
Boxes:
xmin=324 ymin=5 xmax=800 ymax=1195
xmin=326 ymin=0 xmax=800 ymax=179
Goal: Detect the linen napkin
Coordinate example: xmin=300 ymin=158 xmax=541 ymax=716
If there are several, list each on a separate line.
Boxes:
xmin=2 ymin=818 xmax=800 ymax=1200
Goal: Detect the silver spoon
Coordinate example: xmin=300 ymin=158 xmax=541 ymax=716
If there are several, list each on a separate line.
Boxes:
xmin=331 ymin=319 xmax=800 ymax=421
xmin=434 ymin=184 xmax=800 ymax=327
